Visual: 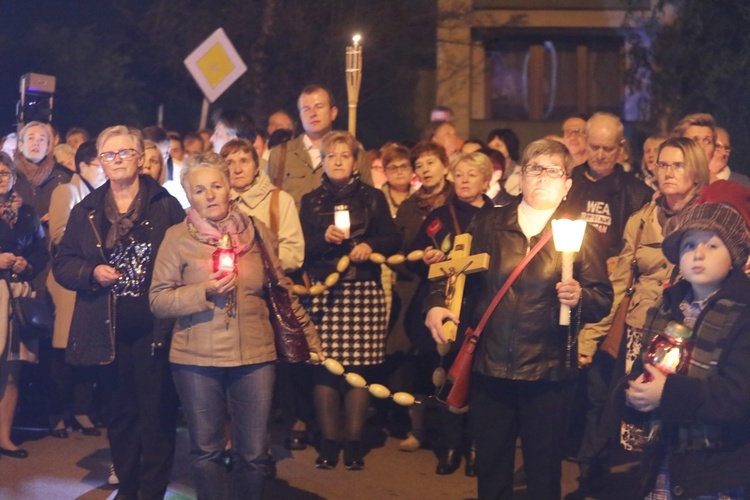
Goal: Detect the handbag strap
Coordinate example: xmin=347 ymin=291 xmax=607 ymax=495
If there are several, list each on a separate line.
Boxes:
xmin=250 ymin=217 xmax=279 ymax=285
xmin=470 ymin=230 xmax=552 ymax=338
xmin=624 ymin=203 xmax=655 ymax=295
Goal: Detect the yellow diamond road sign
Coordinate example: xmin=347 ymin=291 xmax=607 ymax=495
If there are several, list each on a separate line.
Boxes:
xmin=185 ymin=28 xmax=247 ymax=103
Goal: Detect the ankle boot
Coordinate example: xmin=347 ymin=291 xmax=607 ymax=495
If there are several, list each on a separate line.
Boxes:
xmin=343 ymin=440 xmax=364 ymax=470
xmin=436 ymin=449 xmax=461 ymax=475
xmin=315 ymin=439 xmax=339 ymax=469
xmin=464 ymin=443 xmax=478 ymax=477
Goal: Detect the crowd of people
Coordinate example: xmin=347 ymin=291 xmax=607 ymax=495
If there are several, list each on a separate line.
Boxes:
xmin=0 ymin=83 xmax=749 ymax=500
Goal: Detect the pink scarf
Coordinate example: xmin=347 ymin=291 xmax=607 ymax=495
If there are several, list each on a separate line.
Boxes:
xmin=185 ymin=202 xmax=254 ymax=254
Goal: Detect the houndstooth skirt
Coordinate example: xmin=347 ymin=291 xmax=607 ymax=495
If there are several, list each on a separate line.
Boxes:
xmin=302 ymin=280 xmax=387 ymax=366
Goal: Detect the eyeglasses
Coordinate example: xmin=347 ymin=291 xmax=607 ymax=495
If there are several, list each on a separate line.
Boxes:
xmin=563 ymin=128 xmax=585 ymax=137
xmin=716 ymin=144 xmax=732 ymax=153
xmin=99 ymin=149 xmax=139 ymax=163
xmin=655 ymin=161 xmax=685 ymax=172
xmin=523 ymin=164 xmax=566 ymax=178
xmin=0 ymin=171 xmax=12 ymax=179
xmin=386 ymin=164 xmax=411 ymax=173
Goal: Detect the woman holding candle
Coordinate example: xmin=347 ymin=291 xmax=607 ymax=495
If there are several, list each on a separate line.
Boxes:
xmin=425 ymin=139 xmax=612 ymax=499
xmin=299 ymin=131 xmax=401 ymax=470
xmin=150 ymin=152 xmax=322 ymax=499
xmin=52 ymin=126 xmax=185 ymax=499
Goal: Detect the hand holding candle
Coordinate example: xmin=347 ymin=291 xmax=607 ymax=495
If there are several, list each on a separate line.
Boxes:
xmin=551 ymin=219 xmax=587 ymax=326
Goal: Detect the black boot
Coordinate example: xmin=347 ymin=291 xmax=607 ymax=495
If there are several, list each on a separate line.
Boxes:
xmin=464 ymin=443 xmax=478 ymax=477
xmin=343 ymin=440 xmax=365 ymax=471
xmin=436 ymin=449 xmax=462 ymax=475
xmin=315 ymin=439 xmax=339 ymax=469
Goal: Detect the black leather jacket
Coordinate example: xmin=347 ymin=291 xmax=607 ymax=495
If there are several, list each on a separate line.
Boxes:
xmin=299 ymin=174 xmax=402 ymax=283
xmin=427 ymin=199 xmax=613 ymax=381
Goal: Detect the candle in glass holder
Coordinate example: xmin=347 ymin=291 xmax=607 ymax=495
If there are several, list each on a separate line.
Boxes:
xmin=334 ymin=205 xmax=351 ymax=239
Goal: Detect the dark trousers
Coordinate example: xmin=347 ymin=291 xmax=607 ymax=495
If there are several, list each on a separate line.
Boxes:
xmin=107 ymin=333 xmax=177 ymax=500
xmin=470 ymin=374 xmax=574 ymax=500
xmin=576 ymin=350 xmax=616 ymax=468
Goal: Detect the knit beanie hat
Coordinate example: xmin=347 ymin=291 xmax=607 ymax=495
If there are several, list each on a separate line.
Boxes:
xmin=662 ymin=202 xmax=750 ymax=268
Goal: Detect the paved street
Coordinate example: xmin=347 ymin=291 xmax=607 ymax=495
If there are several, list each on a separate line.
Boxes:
xmin=0 ymin=420 xmax=641 ymax=499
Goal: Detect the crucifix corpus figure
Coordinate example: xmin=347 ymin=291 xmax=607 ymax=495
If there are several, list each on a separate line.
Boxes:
xmin=428 ymin=233 xmax=490 ymax=344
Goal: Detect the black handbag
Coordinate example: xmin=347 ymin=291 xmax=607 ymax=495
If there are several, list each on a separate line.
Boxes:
xmin=251 ymin=218 xmax=311 ymax=363
xmin=12 ymin=293 xmax=53 ymax=341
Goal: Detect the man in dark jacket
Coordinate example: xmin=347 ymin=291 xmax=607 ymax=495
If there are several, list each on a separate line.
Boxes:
xmin=565 ymin=112 xmax=652 ymax=260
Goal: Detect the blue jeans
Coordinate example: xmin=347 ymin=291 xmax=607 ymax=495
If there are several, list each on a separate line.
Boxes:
xmin=172 ymin=362 xmax=275 ymax=500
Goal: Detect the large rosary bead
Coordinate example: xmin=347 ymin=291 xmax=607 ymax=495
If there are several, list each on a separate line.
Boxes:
xmin=407 ymin=249 xmax=425 ymax=262
xmin=369 ymin=253 xmax=386 ymax=264
xmin=386 ymin=254 xmax=405 ymax=266
xmin=368 ymin=384 xmax=391 ymax=399
xmin=325 ymin=273 xmax=340 ymax=287
xmin=345 ymin=372 xmax=367 ymax=388
xmin=393 ymin=392 xmax=415 ymax=406
xmin=309 ymin=283 xmax=326 ymax=295
xmin=432 ymin=367 xmax=447 ymax=387
xmin=336 ymin=256 xmax=350 ymax=273
xmin=436 ymin=342 xmax=451 ymax=356
xmin=292 ymin=284 xmax=309 ymax=295
xmin=323 ymin=358 xmax=345 ymax=376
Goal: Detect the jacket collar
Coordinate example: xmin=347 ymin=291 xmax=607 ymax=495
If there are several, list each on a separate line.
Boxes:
xmin=663 ymin=269 xmax=750 ymax=311
xmin=231 ymin=171 xmax=275 ymax=210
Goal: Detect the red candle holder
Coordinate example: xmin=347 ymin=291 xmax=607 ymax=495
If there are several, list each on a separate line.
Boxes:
xmin=213 ymin=232 xmax=236 ymax=278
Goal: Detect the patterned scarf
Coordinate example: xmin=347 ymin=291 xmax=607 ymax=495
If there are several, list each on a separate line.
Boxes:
xmin=0 ymin=190 xmax=23 ymax=228
xmin=186 ymin=201 xmax=253 ymax=255
xmin=104 ymin=186 xmax=144 ymax=249
xmin=13 ymin=151 xmax=55 ymax=189
xmin=416 ymin=180 xmax=453 ymax=211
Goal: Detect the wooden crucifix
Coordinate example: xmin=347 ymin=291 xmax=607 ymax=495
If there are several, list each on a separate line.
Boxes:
xmin=428 ymin=233 xmax=490 ymax=343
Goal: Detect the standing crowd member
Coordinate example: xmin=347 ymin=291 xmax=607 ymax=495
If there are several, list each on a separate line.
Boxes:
xmin=562 ymin=115 xmax=588 ymax=167
xmin=405 ymin=151 xmax=494 ymax=476
xmin=53 ymin=126 xmax=184 ymax=500
xmin=486 ymin=128 xmax=521 ymax=196
xmin=638 ymin=135 xmax=666 ymax=190
xmin=299 ymin=131 xmax=401 ymax=470
xmin=0 ymin=151 xmax=48 ymax=459
xmin=709 ymin=126 xmax=750 ymax=187
xmin=47 ymin=140 xmax=108 ymax=438
xmin=624 ymin=195 xmax=750 ymax=499
xmin=426 ymin=139 xmax=613 ymax=499
xmin=150 ymin=152 xmax=322 ymax=500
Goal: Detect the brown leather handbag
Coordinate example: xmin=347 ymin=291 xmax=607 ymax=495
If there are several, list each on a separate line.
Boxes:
xmin=252 ymin=218 xmax=310 ymax=363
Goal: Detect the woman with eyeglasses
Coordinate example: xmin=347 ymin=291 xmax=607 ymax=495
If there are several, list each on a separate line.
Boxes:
xmin=425 ymin=139 xmax=613 ymax=499
xmin=53 ymin=126 xmax=185 ymax=500
xmin=571 ymin=137 xmax=711 ymax=496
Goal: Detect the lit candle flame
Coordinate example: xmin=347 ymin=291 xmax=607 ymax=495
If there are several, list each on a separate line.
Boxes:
xmin=352 ymin=34 xmax=361 ymax=47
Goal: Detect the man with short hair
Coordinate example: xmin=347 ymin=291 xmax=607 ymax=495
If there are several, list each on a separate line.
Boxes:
xmin=709 ymin=127 xmax=750 ymax=187
xmin=65 ymin=127 xmax=90 ymax=151
xmin=671 ymin=112 xmax=716 ymax=163
xmin=167 ymin=131 xmax=184 ymax=164
xmin=266 ymin=84 xmax=372 ymax=208
xmin=562 ymin=115 xmax=588 ymax=166
xmin=566 ymin=112 xmax=652 ymax=258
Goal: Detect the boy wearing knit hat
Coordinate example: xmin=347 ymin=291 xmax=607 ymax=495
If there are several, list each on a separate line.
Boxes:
xmin=624 ymin=201 xmax=750 ymax=498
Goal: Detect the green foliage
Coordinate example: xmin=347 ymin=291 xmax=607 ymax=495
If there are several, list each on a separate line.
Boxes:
xmin=647 ymin=0 xmax=750 ymax=172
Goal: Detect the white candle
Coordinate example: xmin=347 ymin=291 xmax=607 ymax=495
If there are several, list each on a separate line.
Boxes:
xmin=334 ymin=205 xmax=351 ymax=239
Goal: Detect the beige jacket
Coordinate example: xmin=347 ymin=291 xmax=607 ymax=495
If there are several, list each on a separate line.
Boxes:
xmin=578 ymin=202 xmax=673 ymax=357
xmin=47 ymin=174 xmax=91 ymax=348
xmin=231 ymin=171 xmax=304 ymax=273
xmin=150 ymin=219 xmax=320 ymax=367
